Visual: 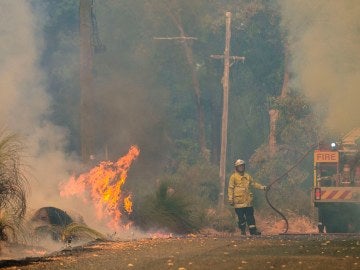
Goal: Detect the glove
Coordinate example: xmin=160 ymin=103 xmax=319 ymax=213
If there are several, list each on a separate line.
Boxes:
xmin=228 ymin=200 xmax=234 ymax=206
xmin=263 ymin=186 xmax=270 ymax=191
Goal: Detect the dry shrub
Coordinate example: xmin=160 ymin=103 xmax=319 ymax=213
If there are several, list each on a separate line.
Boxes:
xmin=204 ymin=207 xmax=237 ymax=232
xmin=133 ymin=181 xmax=205 ymax=234
xmin=133 ymin=161 xmax=220 ymax=234
xmin=0 ymin=130 xmax=27 ymax=241
xmin=256 ymin=213 xmax=317 ymax=235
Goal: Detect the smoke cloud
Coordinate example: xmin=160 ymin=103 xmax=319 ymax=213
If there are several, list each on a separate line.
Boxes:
xmin=0 ymin=1 xmax=152 ymax=236
xmin=0 ymin=1 xmax=83 ymax=218
xmin=278 ymin=0 xmax=360 ymax=133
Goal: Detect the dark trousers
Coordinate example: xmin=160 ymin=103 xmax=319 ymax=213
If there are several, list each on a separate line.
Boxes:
xmin=235 ymin=207 xmax=256 ymax=229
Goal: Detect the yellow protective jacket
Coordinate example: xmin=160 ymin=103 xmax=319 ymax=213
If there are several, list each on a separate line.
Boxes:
xmin=227 ymin=171 xmax=265 ymax=208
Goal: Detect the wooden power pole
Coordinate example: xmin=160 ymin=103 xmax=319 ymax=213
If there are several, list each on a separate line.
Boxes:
xmin=79 ymin=0 xmax=105 ymax=163
xmin=211 ymin=12 xmax=245 ymax=211
xmin=79 ymin=0 xmax=94 ymax=163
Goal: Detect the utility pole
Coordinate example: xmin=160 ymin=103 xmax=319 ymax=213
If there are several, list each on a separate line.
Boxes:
xmin=211 ymin=12 xmax=245 ymax=211
xmin=79 ymin=0 xmax=95 ymax=164
xmin=79 ymin=0 xmax=105 ymax=163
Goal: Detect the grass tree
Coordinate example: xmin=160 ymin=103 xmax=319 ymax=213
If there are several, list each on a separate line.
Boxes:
xmin=0 ymin=130 xmax=27 ymax=241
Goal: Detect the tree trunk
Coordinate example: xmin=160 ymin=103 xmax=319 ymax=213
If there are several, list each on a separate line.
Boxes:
xmin=280 ymin=43 xmax=289 ymax=98
xmin=269 ymin=42 xmax=289 ymax=156
xmin=165 ymin=7 xmax=209 ymax=160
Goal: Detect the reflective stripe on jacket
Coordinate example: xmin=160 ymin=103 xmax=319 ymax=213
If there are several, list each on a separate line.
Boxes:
xmin=227 ymin=171 xmax=264 ymax=208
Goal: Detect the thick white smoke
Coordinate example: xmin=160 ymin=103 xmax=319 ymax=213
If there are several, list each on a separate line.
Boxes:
xmin=278 ymin=0 xmax=360 ymax=133
xmin=0 ymin=1 xmax=80 ymax=213
xmin=0 ymin=1 xmax=134 ymax=236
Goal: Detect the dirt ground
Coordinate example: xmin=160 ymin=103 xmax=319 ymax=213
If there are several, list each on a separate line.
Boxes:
xmin=1 ymin=234 xmax=360 ymax=270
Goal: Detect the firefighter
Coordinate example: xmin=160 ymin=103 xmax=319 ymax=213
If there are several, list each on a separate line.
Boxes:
xmin=228 ymin=159 xmax=268 ymax=235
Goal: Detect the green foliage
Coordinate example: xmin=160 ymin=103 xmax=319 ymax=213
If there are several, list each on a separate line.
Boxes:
xmin=134 ymin=181 xmax=203 ymax=233
xmin=0 ymin=130 xmax=27 ymax=241
xmin=250 ymin=92 xmax=319 ymax=217
xmin=253 ymin=145 xmax=313 ymax=216
xmin=274 ymin=91 xmax=312 ymax=121
xmin=170 ymin=161 xmax=220 ymax=204
xmin=133 ymin=160 xmax=220 ymax=233
xmin=276 ymin=90 xmax=319 ymax=148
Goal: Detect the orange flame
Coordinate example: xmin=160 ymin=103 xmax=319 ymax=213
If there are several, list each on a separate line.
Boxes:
xmin=124 ymin=194 xmax=133 ymax=214
xmin=60 ymin=145 xmax=140 ymax=230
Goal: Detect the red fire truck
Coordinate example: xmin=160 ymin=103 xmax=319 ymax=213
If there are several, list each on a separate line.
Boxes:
xmin=312 ymin=128 xmax=360 ymax=233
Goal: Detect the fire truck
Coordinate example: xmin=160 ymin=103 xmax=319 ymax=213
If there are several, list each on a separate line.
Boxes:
xmin=312 ymin=128 xmax=360 ymax=233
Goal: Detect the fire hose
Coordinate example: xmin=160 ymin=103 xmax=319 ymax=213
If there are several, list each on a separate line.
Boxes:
xmin=265 ymin=144 xmax=316 ymax=234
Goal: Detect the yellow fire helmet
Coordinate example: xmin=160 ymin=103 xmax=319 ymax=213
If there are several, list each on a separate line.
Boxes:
xmin=234 ymin=159 xmax=245 ymax=166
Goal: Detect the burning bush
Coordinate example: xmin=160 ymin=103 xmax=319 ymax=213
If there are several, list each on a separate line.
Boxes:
xmin=0 ymin=130 xmax=27 ymax=241
xmin=59 ymin=145 xmax=140 ymax=231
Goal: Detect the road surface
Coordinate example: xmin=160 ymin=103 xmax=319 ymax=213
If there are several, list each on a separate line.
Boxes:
xmin=1 ymin=234 xmax=360 ymax=270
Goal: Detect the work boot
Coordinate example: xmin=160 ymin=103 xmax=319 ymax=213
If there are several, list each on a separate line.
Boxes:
xmin=249 ymin=227 xmax=261 ymax=235
xmin=239 ymin=223 xmax=246 ymax=235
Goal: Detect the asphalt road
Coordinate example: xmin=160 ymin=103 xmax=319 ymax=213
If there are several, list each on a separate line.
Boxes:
xmin=1 ymin=234 xmax=360 ymax=270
